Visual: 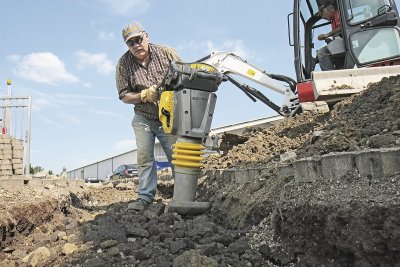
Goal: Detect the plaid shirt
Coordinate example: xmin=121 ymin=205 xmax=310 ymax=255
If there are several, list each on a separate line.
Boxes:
xmin=116 ymin=44 xmax=174 ymax=120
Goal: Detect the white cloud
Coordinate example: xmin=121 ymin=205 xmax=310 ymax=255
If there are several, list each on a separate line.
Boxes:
xmin=177 ymin=39 xmax=255 ymax=59
xmin=100 ymin=0 xmax=151 ymax=16
xmin=98 ymin=30 xmax=115 ymax=41
xmin=75 ymin=50 xmax=114 ymax=75
xmin=11 ymin=52 xmax=79 ymax=85
xmin=114 ymin=139 xmax=136 ymax=151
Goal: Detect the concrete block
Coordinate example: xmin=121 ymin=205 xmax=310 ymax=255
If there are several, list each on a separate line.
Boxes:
xmin=0 ymin=164 xmax=12 ymax=170
xmin=276 ymin=164 xmax=294 ymax=179
xmin=12 ymin=150 xmax=23 ymax=159
xmin=0 ymin=170 xmax=12 ymax=176
xmin=248 ymin=168 xmax=261 ymax=179
xmin=0 ymin=160 xmax=11 ymax=165
xmin=12 ymin=163 xmax=23 ymax=169
xmin=13 ymin=169 xmax=24 ymax=175
xmin=2 ymin=148 xmax=12 ymax=154
xmin=222 ymin=170 xmax=235 ymax=183
xmin=206 ymin=169 xmax=228 ymax=182
xmin=0 ymin=153 xmax=12 ymax=160
xmin=0 ymin=138 xmax=11 ymax=144
xmin=293 ymin=157 xmax=322 ymax=183
xmin=212 ymin=170 xmax=223 ymax=180
xmin=0 ymin=144 xmax=11 ymax=150
xmin=380 ymin=148 xmax=400 ymax=177
xmin=234 ymin=169 xmax=252 ymax=184
xmin=321 ymin=152 xmax=356 ymax=180
xmin=11 ymin=159 xmax=22 ymax=164
xmin=355 ymin=150 xmax=383 ymax=178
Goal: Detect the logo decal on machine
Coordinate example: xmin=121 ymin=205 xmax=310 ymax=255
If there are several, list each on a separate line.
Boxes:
xmin=247 ymin=69 xmax=256 ymax=77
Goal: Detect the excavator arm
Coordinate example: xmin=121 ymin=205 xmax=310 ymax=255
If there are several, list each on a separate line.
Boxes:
xmin=199 ymin=51 xmax=300 ymax=116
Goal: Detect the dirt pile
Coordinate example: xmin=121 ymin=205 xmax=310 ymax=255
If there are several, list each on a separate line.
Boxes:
xmin=200 ymin=75 xmax=400 ymax=266
xmin=0 ymin=181 xmax=139 ymax=267
xmin=205 ymin=75 xmax=400 ymax=170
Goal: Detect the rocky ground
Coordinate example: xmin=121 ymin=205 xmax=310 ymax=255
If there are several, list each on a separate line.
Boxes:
xmin=0 ymin=75 xmax=399 ymax=266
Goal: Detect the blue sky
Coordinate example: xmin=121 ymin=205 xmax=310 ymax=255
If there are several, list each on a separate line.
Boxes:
xmin=1 ymin=1 xmax=398 ymax=173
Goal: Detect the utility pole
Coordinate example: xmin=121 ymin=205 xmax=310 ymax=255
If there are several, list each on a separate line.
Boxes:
xmin=3 ymin=80 xmax=12 ymax=135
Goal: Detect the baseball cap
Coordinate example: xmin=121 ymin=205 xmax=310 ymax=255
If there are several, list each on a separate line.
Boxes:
xmin=122 ymin=22 xmax=144 ymax=43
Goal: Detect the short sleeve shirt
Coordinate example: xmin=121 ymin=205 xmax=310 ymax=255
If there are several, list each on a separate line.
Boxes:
xmin=115 ymin=44 xmax=172 ymax=120
xmin=331 ymin=10 xmax=341 ymax=31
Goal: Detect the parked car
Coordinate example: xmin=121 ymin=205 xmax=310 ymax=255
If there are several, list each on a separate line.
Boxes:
xmin=110 ymin=164 xmax=138 ymax=179
xmin=84 ymin=176 xmax=100 ymax=183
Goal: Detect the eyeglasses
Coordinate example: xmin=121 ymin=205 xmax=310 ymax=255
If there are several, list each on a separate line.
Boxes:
xmin=127 ymin=33 xmax=144 ymax=47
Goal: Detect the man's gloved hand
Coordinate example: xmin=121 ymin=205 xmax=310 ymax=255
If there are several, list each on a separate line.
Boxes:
xmin=140 ymin=86 xmax=159 ymax=103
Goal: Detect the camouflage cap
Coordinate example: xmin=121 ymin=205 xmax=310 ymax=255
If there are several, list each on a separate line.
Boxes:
xmin=122 ymin=22 xmax=144 ymax=43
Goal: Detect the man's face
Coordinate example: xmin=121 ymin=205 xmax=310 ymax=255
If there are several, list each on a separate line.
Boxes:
xmin=127 ymin=32 xmax=149 ymax=60
xmin=321 ymin=7 xmax=334 ymax=20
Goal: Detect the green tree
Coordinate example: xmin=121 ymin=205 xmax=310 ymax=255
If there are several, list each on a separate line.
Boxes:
xmin=29 ymin=164 xmax=44 ymax=174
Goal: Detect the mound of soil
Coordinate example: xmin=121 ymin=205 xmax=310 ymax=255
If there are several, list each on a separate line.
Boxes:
xmin=205 ymin=75 xmax=400 ymax=170
xmin=200 ymin=75 xmax=400 ymax=265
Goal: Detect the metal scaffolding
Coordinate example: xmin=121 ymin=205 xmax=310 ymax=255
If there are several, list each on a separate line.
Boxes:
xmin=1 ymin=80 xmax=32 ymax=175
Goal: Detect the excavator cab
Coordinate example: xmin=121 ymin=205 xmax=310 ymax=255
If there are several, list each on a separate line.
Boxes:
xmin=291 ymin=0 xmax=400 ymax=82
xmin=291 ymin=0 xmax=400 ymax=104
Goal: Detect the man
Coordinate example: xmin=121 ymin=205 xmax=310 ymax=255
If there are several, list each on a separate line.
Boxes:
xmin=115 ymin=22 xmax=179 ymax=211
xmin=316 ymin=0 xmax=342 ymax=71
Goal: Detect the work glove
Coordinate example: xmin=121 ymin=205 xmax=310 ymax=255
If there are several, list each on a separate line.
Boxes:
xmin=140 ymin=86 xmax=159 ymax=103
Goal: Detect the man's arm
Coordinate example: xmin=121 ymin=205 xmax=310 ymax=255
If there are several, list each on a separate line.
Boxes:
xmin=120 ymin=87 xmax=159 ymax=104
xmin=318 ymin=26 xmax=342 ymax=41
xmin=121 ymin=92 xmax=142 ymax=104
xmin=116 ymin=62 xmax=144 ymax=105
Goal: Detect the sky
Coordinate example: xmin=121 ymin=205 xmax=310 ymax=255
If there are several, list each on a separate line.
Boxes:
xmin=1 ymin=0 xmax=398 ymax=173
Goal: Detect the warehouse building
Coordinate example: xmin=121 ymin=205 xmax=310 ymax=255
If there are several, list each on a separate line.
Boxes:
xmin=67 ymin=116 xmax=283 ymax=181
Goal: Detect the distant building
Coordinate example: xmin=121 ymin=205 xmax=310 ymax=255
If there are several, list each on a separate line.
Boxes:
xmin=67 ymin=116 xmax=283 ymax=181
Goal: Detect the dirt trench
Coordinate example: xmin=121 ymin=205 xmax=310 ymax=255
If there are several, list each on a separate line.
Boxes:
xmin=0 ymin=75 xmax=399 ymax=266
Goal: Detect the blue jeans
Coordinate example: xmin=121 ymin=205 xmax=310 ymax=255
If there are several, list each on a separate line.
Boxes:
xmin=132 ymin=114 xmax=176 ymax=203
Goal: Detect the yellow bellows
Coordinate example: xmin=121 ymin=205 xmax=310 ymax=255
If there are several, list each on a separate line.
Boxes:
xmin=172 ymin=142 xmax=205 ymax=168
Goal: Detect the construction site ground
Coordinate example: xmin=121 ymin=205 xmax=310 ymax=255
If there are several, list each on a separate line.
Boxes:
xmin=0 ymin=75 xmax=399 ymax=266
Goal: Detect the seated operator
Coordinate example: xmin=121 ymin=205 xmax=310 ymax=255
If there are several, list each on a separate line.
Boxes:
xmin=316 ymin=0 xmax=342 ymax=71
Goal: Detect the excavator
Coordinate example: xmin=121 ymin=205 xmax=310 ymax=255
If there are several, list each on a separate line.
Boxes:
xmin=157 ymin=0 xmax=400 ymax=215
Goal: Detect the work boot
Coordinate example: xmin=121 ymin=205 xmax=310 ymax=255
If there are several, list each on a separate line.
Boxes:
xmin=127 ymin=199 xmax=150 ymax=211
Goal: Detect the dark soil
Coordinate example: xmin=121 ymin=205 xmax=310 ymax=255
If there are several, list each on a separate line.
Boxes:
xmin=200 ymin=75 xmax=400 ymax=266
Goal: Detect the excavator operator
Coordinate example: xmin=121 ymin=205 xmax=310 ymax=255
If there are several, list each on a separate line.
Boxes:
xmin=316 ymin=0 xmax=343 ymax=71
